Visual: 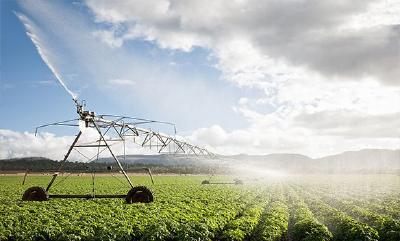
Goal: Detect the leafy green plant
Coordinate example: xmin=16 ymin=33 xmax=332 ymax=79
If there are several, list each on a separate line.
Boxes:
xmin=251 ymin=200 xmax=289 ymax=241
xmin=0 ymin=175 xmax=399 ymax=241
xmin=287 ymin=188 xmax=332 ymax=241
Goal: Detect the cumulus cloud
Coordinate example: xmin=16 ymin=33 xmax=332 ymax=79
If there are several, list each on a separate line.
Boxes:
xmin=8 ymin=0 xmax=399 ymax=158
xmin=86 ymin=0 xmax=400 ymax=85
xmin=188 ymin=108 xmax=400 ymax=158
xmin=189 ymin=76 xmax=400 ymax=157
xmin=0 ymin=127 xmax=158 ymax=160
xmin=83 ymin=0 xmax=400 ymax=156
xmin=295 ymin=111 xmax=400 ymax=138
xmin=0 ymin=129 xmax=75 ymax=160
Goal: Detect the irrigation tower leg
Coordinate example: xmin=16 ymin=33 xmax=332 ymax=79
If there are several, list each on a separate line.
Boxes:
xmin=93 ymin=122 xmax=134 ymax=188
xmin=22 ymin=169 xmax=29 ymax=185
xmin=46 ymin=131 xmax=82 ymax=192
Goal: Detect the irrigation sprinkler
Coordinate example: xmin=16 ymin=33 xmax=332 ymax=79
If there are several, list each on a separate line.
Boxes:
xmin=22 ymin=100 xmax=214 ymax=203
xmin=201 ymin=172 xmax=243 ymax=185
xmin=201 ymin=177 xmax=244 ymax=185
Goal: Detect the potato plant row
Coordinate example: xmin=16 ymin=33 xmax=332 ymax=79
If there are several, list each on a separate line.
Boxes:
xmin=301 ymin=184 xmax=400 ymax=240
xmin=0 ymin=175 xmax=399 ymax=241
xmin=1 ymin=176 xmax=258 ymax=241
xmin=302 ymin=194 xmax=379 ymax=241
xmin=312 ymin=188 xmax=400 ymax=221
xmin=336 ymin=201 xmax=400 ymax=241
xmin=248 ymin=185 xmax=289 ymax=241
xmin=286 ymin=187 xmax=332 ymax=241
xmin=355 ymin=199 xmax=400 ymax=221
xmin=218 ymin=193 xmax=269 ymax=241
xmin=319 ymin=196 xmax=400 ymax=241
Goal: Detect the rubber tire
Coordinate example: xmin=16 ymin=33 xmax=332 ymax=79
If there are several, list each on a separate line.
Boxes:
xmin=22 ymin=186 xmax=49 ymax=201
xmin=126 ymin=186 xmax=153 ymax=204
xmin=201 ymin=180 xmax=210 ymax=184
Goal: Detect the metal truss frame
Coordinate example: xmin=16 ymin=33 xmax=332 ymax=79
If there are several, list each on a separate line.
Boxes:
xmin=34 ymin=101 xmax=214 ymax=197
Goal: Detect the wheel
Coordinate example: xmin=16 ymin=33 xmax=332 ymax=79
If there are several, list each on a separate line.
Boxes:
xmin=126 ymin=186 xmax=153 ymax=204
xmin=22 ymin=186 xmax=48 ymax=201
xmin=201 ymin=180 xmax=210 ymax=184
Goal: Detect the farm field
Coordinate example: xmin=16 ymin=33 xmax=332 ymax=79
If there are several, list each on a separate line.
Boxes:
xmin=0 ymin=174 xmax=399 ymax=241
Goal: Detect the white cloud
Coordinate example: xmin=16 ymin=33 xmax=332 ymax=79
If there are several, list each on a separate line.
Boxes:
xmin=188 ymin=73 xmax=400 ymax=157
xmin=85 ymin=0 xmax=400 ymax=85
xmin=188 ymin=109 xmax=400 ymax=158
xmin=0 ymin=129 xmax=75 ymax=160
xmin=343 ymin=0 xmax=400 ymax=29
xmin=0 ymin=128 xmax=158 ymax=160
xmin=10 ymin=0 xmax=399 ymax=158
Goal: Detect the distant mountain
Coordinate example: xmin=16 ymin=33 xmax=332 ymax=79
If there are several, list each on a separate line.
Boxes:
xmin=94 ymin=154 xmax=216 ymax=166
xmin=225 ymin=153 xmax=311 ymax=171
xmin=1 ymin=149 xmax=399 ymax=174
xmin=315 ymin=149 xmax=400 ymax=172
xmin=93 ymin=149 xmax=399 ymax=173
xmin=0 ymin=157 xmax=53 ymax=162
xmin=0 ymin=155 xmax=217 ymax=174
xmin=229 ymin=149 xmax=399 ymax=173
xmin=229 ymin=153 xmax=311 ymax=162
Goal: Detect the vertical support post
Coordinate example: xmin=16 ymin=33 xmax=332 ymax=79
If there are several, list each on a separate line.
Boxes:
xmin=147 ymin=168 xmax=154 ymax=185
xmin=92 ymin=171 xmax=96 ymax=197
xmin=93 ymin=122 xmax=134 ymax=188
xmin=123 ymin=138 xmax=126 ymax=170
xmin=46 ymin=131 xmax=82 ymax=192
xmin=22 ymin=169 xmax=29 ymax=185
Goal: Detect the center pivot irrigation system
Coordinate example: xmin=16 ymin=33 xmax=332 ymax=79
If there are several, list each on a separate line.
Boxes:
xmin=22 ymin=99 xmax=214 ymax=203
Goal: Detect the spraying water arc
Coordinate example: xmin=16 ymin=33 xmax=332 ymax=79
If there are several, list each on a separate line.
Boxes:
xmin=16 ymin=12 xmax=78 ymax=102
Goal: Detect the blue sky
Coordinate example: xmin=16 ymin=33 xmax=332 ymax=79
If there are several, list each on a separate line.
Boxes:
xmin=1 ymin=0 xmax=74 ymax=131
xmin=0 ymin=0 xmax=250 ymax=136
xmin=1 ymin=0 xmax=399 ymax=159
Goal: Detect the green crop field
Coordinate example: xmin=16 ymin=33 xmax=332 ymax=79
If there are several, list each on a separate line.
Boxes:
xmin=1 ymin=174 xmax=399 ymax=241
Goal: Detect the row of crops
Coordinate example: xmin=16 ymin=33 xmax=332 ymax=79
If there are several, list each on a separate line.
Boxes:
xmin=0 ymin=174 xmax=399 ymax=241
